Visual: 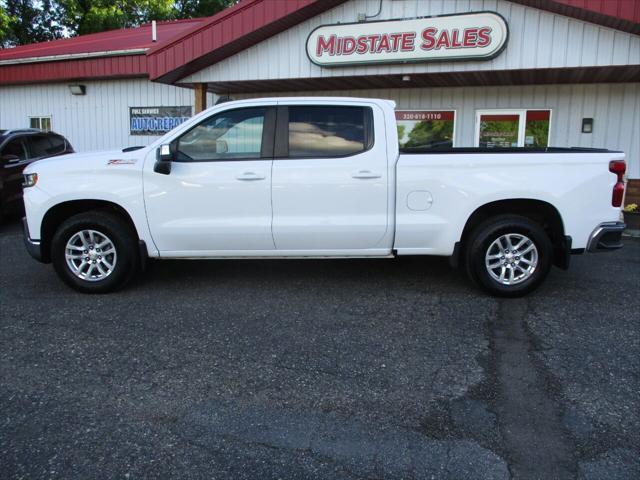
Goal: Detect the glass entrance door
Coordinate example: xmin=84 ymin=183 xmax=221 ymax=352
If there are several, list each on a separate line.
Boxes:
xmin=477 ymin=111 xmax=523 ymax=148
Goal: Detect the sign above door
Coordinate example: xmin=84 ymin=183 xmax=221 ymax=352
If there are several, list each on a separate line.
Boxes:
xmin=306 ymin=12 xmax=508 ymax=67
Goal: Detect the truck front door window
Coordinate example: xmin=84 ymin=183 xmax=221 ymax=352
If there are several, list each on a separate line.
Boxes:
xmin=177 ymin=107 xmax=266 ymax=161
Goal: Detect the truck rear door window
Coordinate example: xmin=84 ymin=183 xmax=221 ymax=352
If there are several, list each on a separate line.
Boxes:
xmin=287 ymin=106 xmax=372 ymax=158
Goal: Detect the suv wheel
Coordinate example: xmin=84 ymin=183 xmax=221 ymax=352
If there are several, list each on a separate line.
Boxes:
xmin=465 ymin=215 xmax=552 ymax=297
xmin=51 ymin=211 xmax=139 ymax=293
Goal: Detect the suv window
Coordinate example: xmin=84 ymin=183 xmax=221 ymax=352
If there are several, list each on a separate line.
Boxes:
xmin=2 ymin=138 xmax=28 ymax=160
xmin=176 ymin=107 xmax=267 ymax=161
xmin=288 ymin=106 xmax=372 ymax=158
xmin=48 ymin=134 xmax=67 ymax=154
xmin=27 ymin=134 xmax=54 ymax=158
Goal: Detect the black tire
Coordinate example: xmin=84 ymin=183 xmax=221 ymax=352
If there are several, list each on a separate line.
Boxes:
xmin=51 ymin=211 xmax=139 ymax=293
xmin=465 ymin=214 xmax=553 ymax=297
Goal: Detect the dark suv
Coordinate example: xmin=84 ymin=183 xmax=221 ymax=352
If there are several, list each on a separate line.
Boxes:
xmin=0 ymin=129 xmax=74 ymax=221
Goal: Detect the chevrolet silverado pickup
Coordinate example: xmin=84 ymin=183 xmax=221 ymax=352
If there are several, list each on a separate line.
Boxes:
xmin=21 ymin=97 xmax=626 ymax=296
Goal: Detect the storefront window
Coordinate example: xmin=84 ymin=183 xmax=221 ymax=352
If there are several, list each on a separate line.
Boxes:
xmin=396 ymin=111 xmax=455 ymax=149
xmin=476 ymin=109 xmax=551 ymax=148
xmin=524 ymin=110 xmax=551 ymax=147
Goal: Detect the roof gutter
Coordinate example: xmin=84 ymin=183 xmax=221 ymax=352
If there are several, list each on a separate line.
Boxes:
xmin=0 ymin=48 xmax=147 ymax=66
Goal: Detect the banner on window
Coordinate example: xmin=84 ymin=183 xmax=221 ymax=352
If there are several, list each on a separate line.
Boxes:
xmin=130 ymin=106 xmax=192 ymax=136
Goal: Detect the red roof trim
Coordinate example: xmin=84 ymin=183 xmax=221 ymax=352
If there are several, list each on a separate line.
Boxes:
xmin=146 ymin=0 xmax=348 ymax=84
xmin=0 ymin=19 xmax=202 ymax=85
xmin=0 ymin=55 xmax=148 ymax=85
xmin=0 ymin=19 xmax=203 ymax=62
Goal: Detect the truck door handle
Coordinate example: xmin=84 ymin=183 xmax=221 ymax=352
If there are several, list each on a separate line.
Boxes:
xmin=236 ymin=172 xmax=266 ymax=181
xmin=352 ymin=170 xmax=381 ymax=179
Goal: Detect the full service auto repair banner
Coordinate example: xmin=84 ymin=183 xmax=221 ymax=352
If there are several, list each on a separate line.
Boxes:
xmin=307 ymin=12 xmax=508 ymax=67
xmin=130 ymin=106 xmax=192 ymax=136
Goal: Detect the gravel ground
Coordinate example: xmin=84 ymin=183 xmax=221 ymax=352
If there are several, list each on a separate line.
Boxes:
xmin=1 ymin=219 xmax=638 ymax=479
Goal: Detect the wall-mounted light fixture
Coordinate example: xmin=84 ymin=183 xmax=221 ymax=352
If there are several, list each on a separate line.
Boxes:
xmin=402 ymin=75 xmax=411 ymax=82
xmin=581 ymin=118 xmax=593 ymax=134
xmin=68 ymin=84 xmax=86 ymax=95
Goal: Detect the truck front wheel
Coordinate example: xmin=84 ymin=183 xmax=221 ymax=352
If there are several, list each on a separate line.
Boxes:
xmin=465 ymin=215 xmax=552 ymax=297
xmin=51 ymin=211 xmax=139 ymax=293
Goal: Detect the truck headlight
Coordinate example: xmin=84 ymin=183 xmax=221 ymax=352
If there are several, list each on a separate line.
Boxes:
xmin=22 ymin=173 xmax=38 ymax=188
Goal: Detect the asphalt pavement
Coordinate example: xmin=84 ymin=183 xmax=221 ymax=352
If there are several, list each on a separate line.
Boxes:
xmin=1 ymin=219 xmax=638 ymax=479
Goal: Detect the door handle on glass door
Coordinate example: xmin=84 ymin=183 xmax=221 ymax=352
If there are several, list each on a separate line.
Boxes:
xmin=352 ymin=170 xmax=381 ymax=179
xmin=236 ymin=172 xmax=266 ymax=181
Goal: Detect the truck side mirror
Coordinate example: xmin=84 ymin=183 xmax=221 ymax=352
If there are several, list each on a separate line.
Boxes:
xmin=154 ymin=143 xmax=174 ymax=175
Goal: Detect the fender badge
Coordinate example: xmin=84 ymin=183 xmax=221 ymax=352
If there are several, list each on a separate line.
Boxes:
xmin=107 ymin=159 xmax=136 ymax=165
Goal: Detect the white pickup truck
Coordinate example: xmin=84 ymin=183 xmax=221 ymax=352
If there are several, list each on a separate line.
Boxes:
xmin=22 ymin=97 xmax=626 ymax=296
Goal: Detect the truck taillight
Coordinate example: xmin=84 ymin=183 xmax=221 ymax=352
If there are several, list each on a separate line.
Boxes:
xmin=609 ymin=160 xmax=626 ymax=207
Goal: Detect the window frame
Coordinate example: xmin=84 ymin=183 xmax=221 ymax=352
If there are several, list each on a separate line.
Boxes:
xmin=29 ymin=116 xmax=52 ymax=132
xmin=172 ymin=106 xmax=276 ymax=163
xmin=275 ymin=105 xmax=375 ymax=160
xmin=474 ymin=109 xmax=552 ymax=148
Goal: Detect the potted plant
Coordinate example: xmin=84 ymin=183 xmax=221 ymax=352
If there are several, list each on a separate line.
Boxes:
xmin=623 ymin=203 xmax=640 ymax=230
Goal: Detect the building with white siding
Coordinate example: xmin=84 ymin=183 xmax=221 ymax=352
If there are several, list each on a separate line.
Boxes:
xmin=1 ymin=0 xmax=639 ymax=199
xmin=0 ymin=19 xmax=215 ymax=152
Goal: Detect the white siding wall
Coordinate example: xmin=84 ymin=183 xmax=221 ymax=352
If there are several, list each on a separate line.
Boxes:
xmin=236 ymin=83 xmax=640 ymax=178
xmin=183 ymin=0 xmax=640 ymax=83
xmin=0 ymin=78 xmax=215 ymax=152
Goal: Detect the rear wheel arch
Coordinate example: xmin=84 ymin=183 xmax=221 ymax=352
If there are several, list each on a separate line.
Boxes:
xmin=40 ymin=200 xmax=140 ymax=263
xmin=458 ymin=199 xmax=568 ymax=268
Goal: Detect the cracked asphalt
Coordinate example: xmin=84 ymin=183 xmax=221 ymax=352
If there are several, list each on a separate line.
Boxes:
xmin=1 ymin=219 xmax=639 ymax=479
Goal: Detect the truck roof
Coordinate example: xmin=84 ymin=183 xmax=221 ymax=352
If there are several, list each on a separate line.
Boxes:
xmin=221 ymin=97 xmax=397 ymax=109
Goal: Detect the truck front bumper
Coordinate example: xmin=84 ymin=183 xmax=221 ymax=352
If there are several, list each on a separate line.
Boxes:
xmin=586 ymin=221 xmax=625 ymax=252
xmin=22 ymin=217 xmax=44 ymax=262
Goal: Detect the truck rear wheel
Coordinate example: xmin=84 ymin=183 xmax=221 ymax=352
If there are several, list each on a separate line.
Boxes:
xmin=51 ymin=211 xmax=139 ymax=293
xmin=465 ymin=215 xmax=552 ymax=297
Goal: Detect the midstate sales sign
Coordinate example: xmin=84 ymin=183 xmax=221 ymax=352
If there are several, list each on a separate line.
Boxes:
xmin=306 ymin=12 xmax=508 ymax=67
